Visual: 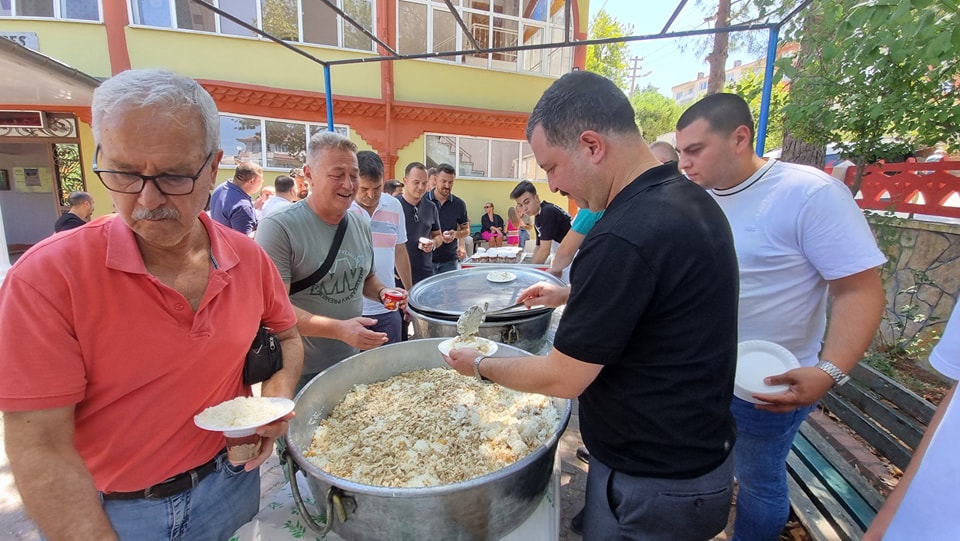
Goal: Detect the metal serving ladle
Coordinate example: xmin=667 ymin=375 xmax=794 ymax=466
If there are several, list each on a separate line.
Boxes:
xmin=456 ymin=302 xmax=488 ymax=338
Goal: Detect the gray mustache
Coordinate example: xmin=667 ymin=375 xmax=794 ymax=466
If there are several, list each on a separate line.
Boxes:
xmin=132 ymin=208 xmax=180 ymax=220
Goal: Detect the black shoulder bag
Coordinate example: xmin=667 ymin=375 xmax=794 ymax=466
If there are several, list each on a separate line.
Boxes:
xmin=243 ymin=216 xmax=349 ymax=385
xmin=289 ymin=216 xmax=349 ymax=295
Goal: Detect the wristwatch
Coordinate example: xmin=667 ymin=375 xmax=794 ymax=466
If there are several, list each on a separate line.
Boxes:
xmin=815 ymin=360 xmax=850 ymax=387
xmin=473 ymin=355 xmax=491 ymax=383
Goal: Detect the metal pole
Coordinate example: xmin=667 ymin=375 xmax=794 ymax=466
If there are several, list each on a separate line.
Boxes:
xmin=755 ymin=24 xmax=779 ymax=156
xmin=324 ymin=64 xmax=334 ymax=131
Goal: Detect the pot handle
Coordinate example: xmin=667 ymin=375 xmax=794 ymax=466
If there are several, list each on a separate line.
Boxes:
xmin=500 ymin=324 xmax=520 ymax=344
xmin=278 ymin=440 xmax=336 ymax=536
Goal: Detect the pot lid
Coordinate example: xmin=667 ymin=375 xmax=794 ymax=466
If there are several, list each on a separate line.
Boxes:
xmin=408 ymin=265 xmax=565 ymax=319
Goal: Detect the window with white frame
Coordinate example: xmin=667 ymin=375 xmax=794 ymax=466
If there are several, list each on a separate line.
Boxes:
xmin=129 ymin=0 xmax=375 ymax=51
xmin=219 ymin=114 xmax=349 ymax=168
xmin=1 ymin=0 xmax=100 ymax=20
xmin=425 ymin=134 xmax=546 ymax=181
xmin=398 ymin=0 xmax=572 ymax=76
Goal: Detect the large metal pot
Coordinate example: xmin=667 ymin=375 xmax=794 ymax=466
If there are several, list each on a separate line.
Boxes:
xmin=282 ymin=339 xmax=572 ymax=541
xmin=407 ymin=266 xmax=564 ymax=354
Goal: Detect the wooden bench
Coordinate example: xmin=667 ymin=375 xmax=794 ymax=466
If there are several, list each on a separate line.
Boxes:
xmin=786 ymin=362 xmax=936 ymax=541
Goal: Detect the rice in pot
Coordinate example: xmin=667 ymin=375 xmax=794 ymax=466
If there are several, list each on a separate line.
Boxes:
xmin=304 ymin=367 xmax=560 ymax=488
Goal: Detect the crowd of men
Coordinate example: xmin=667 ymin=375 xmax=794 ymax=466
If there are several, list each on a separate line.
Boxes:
xmin=5 ymin=66 xmax=954 ymax=541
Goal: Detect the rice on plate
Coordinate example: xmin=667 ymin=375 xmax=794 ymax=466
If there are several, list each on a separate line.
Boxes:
xmin=195 ymin=396 xmax=291 ymax=429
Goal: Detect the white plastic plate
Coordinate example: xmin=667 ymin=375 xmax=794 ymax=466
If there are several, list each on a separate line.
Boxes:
xmin=194 ymin=396 xmax=295 ymax=438
xmin=438 ymin=336 xmax=499 ymax=357
xmin=734 ymin=340 xmax=800 ymax=404
xmin=486 ymin=271 xmax=517 ymax=283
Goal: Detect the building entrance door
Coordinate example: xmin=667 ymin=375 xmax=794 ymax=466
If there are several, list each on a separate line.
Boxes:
xmin=0 ymin=141 xmax=64 ymax=262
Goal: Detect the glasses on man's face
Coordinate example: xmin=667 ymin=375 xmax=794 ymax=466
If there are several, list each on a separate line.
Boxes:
xmin=92 ymin=145 xmax=214 ymax=196
xmin=483 ymin=205 xmax=492 ymax=209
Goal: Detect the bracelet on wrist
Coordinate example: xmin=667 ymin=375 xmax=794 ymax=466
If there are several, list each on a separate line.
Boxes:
xmin=473 ymin=355 xmax=492 ymax=383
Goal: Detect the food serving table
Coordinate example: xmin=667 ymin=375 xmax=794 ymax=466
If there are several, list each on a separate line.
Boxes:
xmin=232 ymin=452 xmax=561 ymax=541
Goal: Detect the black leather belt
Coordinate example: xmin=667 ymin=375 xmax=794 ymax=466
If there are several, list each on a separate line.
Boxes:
xmin=102 ymin=451 xmax=222 ymax=501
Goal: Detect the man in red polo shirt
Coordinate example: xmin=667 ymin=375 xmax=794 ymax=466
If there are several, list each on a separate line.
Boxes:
xmin=0 ymin=68 xmax=303 ymax=541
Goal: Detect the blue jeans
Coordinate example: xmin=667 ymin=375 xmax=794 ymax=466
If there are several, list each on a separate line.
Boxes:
xmin=731 ymin=398 xmax=815 ymax=541
xmin=432 ymin=259 xmax=459 ymax=274
xmin=584 ymin=453 xmax=734 ymax=540
xmin=100 ymin=452 xmax=259 ymax=540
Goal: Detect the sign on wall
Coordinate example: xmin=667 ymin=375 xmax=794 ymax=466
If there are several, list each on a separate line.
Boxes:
xmin=0 ymin=32 xmax=39 ymax=51
xmin=12 ymin=167 xmax=53 ymax=193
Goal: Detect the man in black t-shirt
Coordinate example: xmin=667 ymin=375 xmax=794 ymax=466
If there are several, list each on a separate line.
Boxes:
xmin=54 ymin=191 xmax=95 ymax=233
xmin=444 ymin=71 xmax=739 ymax=540
xmin=425 ymin=163 xmax=470 ymax=274
xmin=510 ymin=181 xmax=570 ymax=264
xmin=397 ymin=162 xmax=442 ymax=285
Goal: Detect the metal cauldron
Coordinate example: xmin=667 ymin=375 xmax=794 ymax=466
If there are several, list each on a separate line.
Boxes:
xmin=407 ymin=266 xmax=564 ymax=353
xmin=281 ymin=339 xmax=572 ymax=541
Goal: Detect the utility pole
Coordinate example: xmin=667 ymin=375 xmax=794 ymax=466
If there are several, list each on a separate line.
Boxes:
xmin=627 ymin=56 xmax=646 ymax=94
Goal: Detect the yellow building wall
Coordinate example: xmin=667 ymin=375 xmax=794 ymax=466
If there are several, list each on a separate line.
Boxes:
xmin=0 ymin=20 xmax=111 ymax=76
xmin=393 ymin=61 xmax=555 ymax=112
xmin=124 ymin=27 xmax=382 ymax=100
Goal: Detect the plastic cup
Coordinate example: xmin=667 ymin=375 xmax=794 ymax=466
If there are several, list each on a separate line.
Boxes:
xmin=382 ymin=288 xmax=405 ymax=310
xmin=225 ymin=429 xmax=262 ymax=464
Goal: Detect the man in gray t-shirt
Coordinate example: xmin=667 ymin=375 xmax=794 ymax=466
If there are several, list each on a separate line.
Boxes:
xmin=257 ymin=132 xmax=403 ymax=387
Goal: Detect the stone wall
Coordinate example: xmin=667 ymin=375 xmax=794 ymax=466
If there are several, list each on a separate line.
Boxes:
xmin=868 ymin=214 xmax=960 ymax=372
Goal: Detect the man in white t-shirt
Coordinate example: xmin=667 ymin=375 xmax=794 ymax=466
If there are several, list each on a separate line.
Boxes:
xmin=865 ymin=302 xmax=959 ymax=540
xmin=348 ymin=151 xmax=412 ymax=345
xmin=260 ymin=175 xmax=297 ymax=217
xmin=676 ymin=93 xmax=887 ymax=541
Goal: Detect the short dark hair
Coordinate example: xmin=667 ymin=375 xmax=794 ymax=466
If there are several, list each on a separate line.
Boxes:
xmin=676 ymin=93 xmax=755 ymax=145
xmin=526 ymin=71 xmax=639 ymax=149
xmin=405 ymin=161 xmax=426 ymax=176
xmin=435 ymin=163 xmax=455 ymax=176
xmin=384 ymin=179 xmax=403 ymax=194
xmin=234 ymin=161 xmax=263 ymax=183
xmin=649 ymin=141 xmax=680 ymax=163
xmin=273 ymin=175 xmax=295 ymax=194
xmin=289 ymin=167 xmax=304 ymax=178
xmin=427 ymin=167 xmax=437 ymax=177
xmin=510 ymin=180 xmax=537 ymax=200
xmin=357 ymin=150 xmax=384 ymax=181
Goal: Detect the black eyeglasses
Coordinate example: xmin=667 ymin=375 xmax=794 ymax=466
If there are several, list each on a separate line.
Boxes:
xmin=92 ymin=145 xmax=214 ymax=196
xmin=413 ymin=206 xmax=420 ymax=223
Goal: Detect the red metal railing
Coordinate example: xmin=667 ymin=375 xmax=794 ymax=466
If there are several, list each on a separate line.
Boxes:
xmin=835 ymin=160 xmax=960 ymax=218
